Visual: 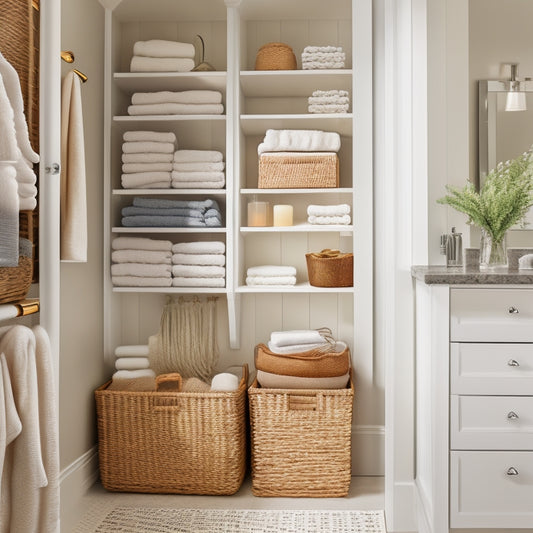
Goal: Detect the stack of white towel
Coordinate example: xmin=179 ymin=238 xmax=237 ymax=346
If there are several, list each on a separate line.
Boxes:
xmin=257 ymin=129 xmax=341 ymax=155
xmin=307 ymin=204 xmax=351 ymax=225
xmin=268 ymin=328 xmax=332 ymax=354
xmin=121 ymin=131 xmax=177 ymax=189
xmin=173 ymin=150 xmax=225 ymax=189
xmin=308 ymin=90 xmax=350 ymax=114
xmin=110 ymin=345 xmax=156 ymax=391
xmin=302 ymin=46 xmax=346 ymax=70
xmin=127 ymin=90 xmax=224 ymax=116
xmin=246 ymin=265 xmax=297 ymax=287
xmin=130 ymin=39 xmax=196 ymax=73
xmin=172 ymin=241 xmax=226 ymax=288
xmin=111 ymin=236 xmax=172 ymax=287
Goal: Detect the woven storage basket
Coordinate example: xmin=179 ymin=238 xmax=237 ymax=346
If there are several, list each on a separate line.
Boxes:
xmin=255 ymin=42 xmax=297 ymax=70
xmin=95 ymin=365 xmax=248 ymax=495
xmin=248 ymin=373 xmax=354 ymax=497
xmin=0 ymin=238 xmax=33 ymax=305
xmin=258 ymin=153 xmax=339 ymax=189
xmin=306 ymin=249 xmax=353 ymax=287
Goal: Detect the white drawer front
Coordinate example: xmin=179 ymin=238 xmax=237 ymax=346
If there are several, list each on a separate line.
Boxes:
xmin=450 ymin=451 xmax=533 ymax=529
xmin=451 ymin=395 xmax=533 ymax=450
xmin=450 ymin=288 xmax=533 ymax=342
xmin=450 ymin=343 xmax=533 ymax=395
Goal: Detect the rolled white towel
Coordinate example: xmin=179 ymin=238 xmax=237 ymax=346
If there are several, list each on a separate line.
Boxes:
xmin=112 ymin=276 xmax=172 ymax=287
xmin=133 ymin=40 xmax=195 ymax=59
xmin=307 ymin=204 xmax=351 ymax=216
xmin=123 ymin=131 xmax=177 ymax=144
xmin=112 ymin=368 xmax=156 ymax=380
xmin=210 ymin=372 xmax=239 ymax=392
xmin=128 ymin=103 xmax=224 ymax=116
xmin=172 ymin=253 xmax=225 ymax=266
xmin=115 ymin=357 xmax=150 ymax=370
xmin=270 ymin=329 xmax=327 ymax=348
xmin=257 ymin=129 xmax=341 ymax=154
xmin=308 ymin=214 xmax=351 ymax=225
xmin=172 ymin=241 xmax=225 ymax=255
xmin=111 ymin=249 xmax=171 ymax=264
xmin=172 ymin=277 xmax=225 ymax=287
xmin=122 ymin=162 xmax=173 ymax=173
xmin=122 ymin=141 xmax=175 ymax=154
xmin=172 ymin=264 xmax=225 ymax=278
xmin=246 ymin=275 xmax=296 ymax=286
xmin=174 ymin=150 xmax=224 ymax=163
xmin=308 ymin=103 xmax=349 ymax=114
xmin=247 ymin=265 xmax=297 ymax=277
xmin=111 ymin=263 xmax=172 ymax=278
xmin=112 ymin=237 xmax=172 ymax=252
xmin=171 ymin=180 xmax=225 ymax=189
xmin=130 ymin=56 xmax=195 ymax=73
xmin=114 ymin=345 xmax=150 ymax=357
xmin=131 ymin=90 xmax=223 ymax=105
xmin=171 ymin=170 xmax=225 ymax=182
xmin=173 ymin=161 xmax=225 ymax=172
xmin=122 ymin=152 xmax=173 ymax=164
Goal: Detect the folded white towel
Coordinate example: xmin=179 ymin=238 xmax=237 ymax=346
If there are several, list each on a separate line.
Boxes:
xmin=308 ymin=96 xmax=350 ymax=105
xmin=308 ymin=103 xmax=349 ymax=114
xmin=307 ymin=204 xmax=351 ymax=216
xmin=302 ymin=61 xmax=345 ymax=70
xmin=112 ymin=368 xmax=156 ymax=380
xmin=122 ymin=180 xmax=170 ymax=189
xmin=303 ymin=46 xmax=343 ymax=53
xmin=115 ymin=357 xmax=150 ymax=370
xmin=12 ymin=158 xmax=36 ymax=184
xmin=121 ymin=172 xmax=171 ymax=189
xmin=172 ymin=277 xmax=225 ymax=287
xmin=132 ymin=90 xmax=223 ymax=105
xmin=301 ymin=52 xmax=346 ymax=62
xmin=123 ymin=131 xmax=177 ymax=144
xmin=17 ymin=181 xmax=38 ymax=198
xmin=312 ymin=90 xmax=349 ymax=97
xmin=308 ymin=214 xmax=351 ymax=225
xmin=114 ymin=345 xmax=150 ymax=357
xmin=111 ymin=263 xmax=172 ymax=278
xmin=112 ymin=237 xmax=172 ymax=252
xmin=19 ymin=197 xmax=37 ymax=211
xmin=111 ymin=249 xmax=171 ymax=264
xmin=246 ymin=275 xmax=296 ymax=286
xmin=171 ymin=170 xmax=225 ymax=182
xmin=0 ymin=76 xmax=20 ymax=161
xmin=172 ymin=253 xmax=225 ymax=266
xmin=112 ymin=276 xmax=172 ymax=287
xmin=174 ymin=150 xmax=223 ymax=163
xmin=171 ymin=180 xmax=225 ymax=189
xmin=122 ymin=152 xmax=174 ymax=164
xmin=270 ymin=329 xmax=327 ymax=348
xmin=130 ymin=56 xmax=195 ymax=73
xmin=247 ymin=265 xmax=297 ymax=277
xmin=210 ymin=372 xmax=239 ymax=391
xmin=257 ymin=129 xmax=341 ymax=154
xmin=172 ymin=241 xmax=225 ymax=254
xmin=133 ymin=40 xmax=195 ymax=59
xmin=122 ymin=141 xmax=175 ymax=154
xmin=172 ymin=264 xmax=225 ymax=278
xmin=173 ymin=161 xmax=225 ymax=172
xmin=128 ymin=103 xmax=224 ymax=116
xmin=267 ymin=341 xmax=328 ymax=354
xmin=122 ymin=162 xmax=173 ymax=173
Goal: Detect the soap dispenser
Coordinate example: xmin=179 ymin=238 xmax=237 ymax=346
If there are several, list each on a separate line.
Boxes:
xmin=441 ymin=227 xmax=463 ymax=267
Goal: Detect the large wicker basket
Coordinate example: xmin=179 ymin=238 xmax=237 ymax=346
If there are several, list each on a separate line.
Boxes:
xmin=258 ymin=152 xmax=339 ymax=189
xmin=306 ymin=249 xmax=353 ymax=287
xmin=255 ymin=42 xmax=297 ymax=70
xmin=95 ymin=365 xmax=248 ymax=495
xmin=248 ymin=374 xmax=354 ymax=497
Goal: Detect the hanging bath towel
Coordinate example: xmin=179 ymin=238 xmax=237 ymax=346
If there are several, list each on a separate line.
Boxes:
xmin=60 ymin=71 xmax=87 ymax=262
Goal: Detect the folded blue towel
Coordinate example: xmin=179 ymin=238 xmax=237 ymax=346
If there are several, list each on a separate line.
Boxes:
xmin=205 ymin=217 xmax=222 ymax=227
xmin=204 ymin=208 xmax=221 ymax=219
xmin=122 ymin=215 xmax=207 ymax=227
xmin=133 ymin=197 xmax=215 ymax=210
xmin=121 ymin=206 xmax=204 ymax=218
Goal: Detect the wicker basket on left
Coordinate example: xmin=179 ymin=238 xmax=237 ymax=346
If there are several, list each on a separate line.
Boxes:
xmin=95 ymin=365 xmax=248 ymax=495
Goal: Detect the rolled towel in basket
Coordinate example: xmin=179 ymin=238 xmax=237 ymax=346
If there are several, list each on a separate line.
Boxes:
xmin=133 ymin=40 xmax=196 ymax=59
xmin=210 ymin=372 xmax=239 ymax=392
xmin=267 ymin=341 xmax=328 ymax=354
xmin=131 ymin=90 xmax=223 ymax=106
xmin=115 ymin=357 xmax=150 ymax=370
xmin=112 ymin=237 xmax=172 ymax=252
xmin=130 ymin=56 xmax=195 ymax=73
xmin=257 ymin=129 xmax=341 ymax=154
xmin=270 ymin=329 xmax=329 ymax=348
xmin=174 ymin=149 xmax=224 ymax=163
xmin=123 ymin=130 xmax=176 ymax=143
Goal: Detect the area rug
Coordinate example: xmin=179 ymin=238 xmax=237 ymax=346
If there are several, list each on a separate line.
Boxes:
xmin=94 ymin=507 xmax=387 ymax=533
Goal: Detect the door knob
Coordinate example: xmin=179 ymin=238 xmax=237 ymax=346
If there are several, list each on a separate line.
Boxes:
xmin=506 ymin=467 xmax=519 ymax=476
xmin=507 ymin=359 xmax=520 ymax=367
xmin=508 ymin=306 xmax=519 ymax=314
xmin=507 ymin=411 xmax=519 ymax=420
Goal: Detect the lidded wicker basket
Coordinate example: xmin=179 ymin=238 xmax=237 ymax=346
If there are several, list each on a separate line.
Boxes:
xmin=306 ymin=249 xmax=353 ymax=287
xmin=255 ymin=42 xmax=297 ymax=70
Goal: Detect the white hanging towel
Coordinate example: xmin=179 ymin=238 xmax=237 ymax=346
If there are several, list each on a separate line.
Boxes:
xmin=60 ymin=71 xmax=87 ymax=262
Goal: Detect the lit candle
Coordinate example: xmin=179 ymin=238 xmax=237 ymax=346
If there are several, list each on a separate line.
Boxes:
xmin=273 ymin=204 xmax=293 ymax=226
xmin=248 ymin=201 xmax=271 ymax=227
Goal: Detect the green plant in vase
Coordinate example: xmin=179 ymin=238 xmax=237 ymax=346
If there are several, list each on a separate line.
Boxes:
xmin=438 ymin=147 xmax=533 ymax=268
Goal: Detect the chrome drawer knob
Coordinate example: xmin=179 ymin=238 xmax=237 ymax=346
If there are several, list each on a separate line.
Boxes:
xmin=508 ymin=359 xmax=520 ymax=367
xmin=507 ymin=411 xmax=519 ymax=420
xmin=508 ymin=306 xmax=519 ymax=314
xmin=507 ymin=467 xmax=519 ymax=476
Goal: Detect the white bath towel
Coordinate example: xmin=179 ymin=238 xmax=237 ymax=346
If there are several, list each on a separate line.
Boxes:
xmin=247 ymin=265 xmax=297 ymax=277
xmin=307 ymin=204 xmax=351 ymax=216
xmin=303 ymin=46 xmax=344 ymax=53
xmin=112 ymin=276 xmax=172 ymax=287
xmin=122 ymin=152 xmax=174 ymax=164
xmin=111 ymin=249 xmax=171 ymax=264
xmin=133 ymin=40 xmax=195 ymax=59
xmin=308 ymin=103 xmax=349 ymax=114
xmin=172 ymin=277 xmax=225 ymax=287
xmin=301 ymin=52 xmax=346 ymax=62
xmin=172 ymin=253 xmax=225 ymax=266
xmin=122 ymin=162 xmax=173 ymax=173
xmin=171 ymin=170 xmax=225 ymax=182
xmin=19 ymin=197 xmax=37 ymax=211
xmin=112 ymin=368 xmax=156 ymax=380
xmin=0 ymin=163 xmax=20 ymax=266
xmin=311 ymin=89 xmax=349 ymax=97
xmin=174 ymin=150 xmax=223 ymax=163
xmin=172 ymin=241 xmax=225 ymax=254
xmin=173 ymin=161 xmax=225 ymax=172
xmin=122 ymin=141 xmax=175 ymax=154
xmin=0 ymin=73 xmax=19 ymax=161
xmin=13 ymin=158 xmax=37 ymax=184
xmin=60 ymin=71 xmax=87 ymax=262
xmin=308 ymin=96 xmax=350 ymax=105
xmin=114 ymin=345 xmax=150 ymax=357
xmin=246 ymin=275 xmax=296 ymax=286
xmin=128 ymin=103 xmax=224 ymax=116
xmin=171 ymin=180 xmax=225 ymax=189
xmin=123 ymin=131 xmax=177 ymax=144
xmin=257 ymin=129 xmax=341 ymax=154
xmin=308 ymin=214 xmax=351 ymax=225
xmin=267 ymin=341 xmax=328 ymax=354
xmin=131 ymin=90 xmax=223 ymax=105
xmin=123 ymin=181 xmax=170 ymax=189
xmin=302 ymin=61 xmax=345 ymax=70
xmin=130 ymin=56 xmax=195 ymax=73
xmin=121 ymin=172 xmax=171 ymax=189
xmin=210 ymin=373 xmax=239 ymax=392
xmin=270 ymin=329 xmax=327 ymax=348
xmin=115 ymin=357 xmax=150 ymax=371
xmin=17 ymin=181 xmax=38 ymax=198
xmin=172 ymin=264 xmax=225 ymax=278
xmin=111 ymin=263 xmax=172 ymax=278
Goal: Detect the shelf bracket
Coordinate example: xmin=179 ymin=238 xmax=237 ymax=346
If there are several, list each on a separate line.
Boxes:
xmin=227 ymin=292 xmax=241 ymax=349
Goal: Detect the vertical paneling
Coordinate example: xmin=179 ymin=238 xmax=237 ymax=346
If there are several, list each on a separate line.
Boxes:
xmin=254 ymin=294 xmax=283 ymax=344
xmin=120 ymin=22 xmax=140 ymax=71
xmin=282 ymin=294 xmax=310 ymax=330
xmin=281 ymin=232 xmax=308 ymax=280
xmin=309 ymin=20 xmax=339 ymax=47
xmin=338 ymin=19 xmax=353 ymax=68
xmin=280 ymin=20 xmax=309 ymax=69
xmin=120 ymin=294 xmax=141 ymax=342
xmin=309 ymin=294 xmax=339 ymax=336
xmin=141 ymin=22 xmax=180 ymax=42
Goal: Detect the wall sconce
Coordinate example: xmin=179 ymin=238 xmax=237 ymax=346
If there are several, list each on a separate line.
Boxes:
xmin=505 ymin=63 xmax=527 ymax=112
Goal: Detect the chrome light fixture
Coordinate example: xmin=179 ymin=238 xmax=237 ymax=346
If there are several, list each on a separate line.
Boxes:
xmin=505 ymin=63 xmax=527 ymax=112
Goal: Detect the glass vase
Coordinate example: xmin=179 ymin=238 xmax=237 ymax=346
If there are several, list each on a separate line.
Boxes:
xmin=479 ymin=228 xmax=507 ymax=269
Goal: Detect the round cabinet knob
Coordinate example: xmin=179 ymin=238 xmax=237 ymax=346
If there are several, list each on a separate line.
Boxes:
xmin=508 ymin=306 xmax=519 ymax=314
xmin=507 ymin=359 xmax=520 ymax=367
xmin=507 ymin=411 xmax=520 ymax=420
xmin=506 ymin=467 xmax=519 ymax=476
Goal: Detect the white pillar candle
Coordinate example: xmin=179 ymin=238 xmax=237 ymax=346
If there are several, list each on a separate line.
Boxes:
xmin=248 ymin=201 xmax=271 ymax=226
xmin=273 ymin=204 xmax=293 ymax=226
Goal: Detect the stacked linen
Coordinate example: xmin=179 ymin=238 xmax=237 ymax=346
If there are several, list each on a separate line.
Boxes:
xmin=121 ymin=197 xmax=222 ymax=228
xmin=127 ymin=90 xmax=224 ymax=116
xmin=172 ymin=240 xmax=226 ymax=288
xmin=308 ymin=90 xmax=350 ymax=114
xmin=301 ymin=46 xmax=346 ymax=70
xmin=257 ymin=129 xmax=341 ymax=155
xmin=246 ymin=265 xmax=297 ymax=287
xmin=111 ymin=236 xmax=172 ymax=287
xmin=307 ymin=203 xmax=351 ymax=225
xmin=121 ymin=131 xmax=177 ymax=189
xmin=108 ymin=345 xmax=156 ymax=391
xmin=130 ymin=39 xmax=195 ymax=73
xmin=173 ymin=149 xmax=225 ymax=189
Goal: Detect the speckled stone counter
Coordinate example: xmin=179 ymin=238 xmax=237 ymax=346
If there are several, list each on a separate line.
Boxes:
xmin=411 ymin=265 xmax=533 ymax=284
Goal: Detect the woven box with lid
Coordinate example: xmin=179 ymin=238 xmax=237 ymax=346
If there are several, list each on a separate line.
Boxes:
xmin=248 ymin=374 xmax=354 ymax=497
xmin=95 ymin=366 xmax=248 ymax=495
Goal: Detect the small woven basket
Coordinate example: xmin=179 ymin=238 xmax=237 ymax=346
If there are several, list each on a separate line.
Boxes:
xmin=306 ymin=249 xmax=353 ymax=287
xmin=255 ymin=42 xmax=297 ymax=70
xmin=95 ymin=365 xmax=248 ymax=495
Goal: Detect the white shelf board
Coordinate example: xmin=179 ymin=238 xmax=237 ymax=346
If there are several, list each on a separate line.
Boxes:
xmin=236 ymin=283 xmax=354 ymax=294
xmin=114 ymin=72 xmax=227 ymax=93
xmin=241 ymin=188 xmax=352 ymax=195
xmin=112 ymin=227 xmax=227 ymax=233
xmin=113 ymin=189 xmax=227 ymax=196
xmin=113 ymin=287 xmax=227 ymax=294
xmin=240 ymin=114 xmax=353 ymax=136
xmin=114 ymin=115 xmax=226 ymax=125
xmin=241 ymin=224 xmax=353 ymax=233
xmin=240 ymin=70 xmax=352 ymax=97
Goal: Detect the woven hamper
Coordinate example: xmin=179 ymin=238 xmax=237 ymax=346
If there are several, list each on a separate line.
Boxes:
xmin=306 ymin=250 xmax=354 ymax=287
xmin=248 ymin=373 xmax=354 ymax=497
xmin=255 ymin=42 xmax=297 ymax=70
xmin=258 ymin=152 xmax=339 ymax=189
xmin=95 ymin=365 xmax=248 ymax=495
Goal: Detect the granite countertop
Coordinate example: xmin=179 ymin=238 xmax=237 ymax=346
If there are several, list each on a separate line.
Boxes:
xmin=411 ymin=265 xmax=533 ymax=284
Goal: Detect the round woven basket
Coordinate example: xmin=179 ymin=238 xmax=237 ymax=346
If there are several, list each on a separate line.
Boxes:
xmin=305 ymin=251 xmax=353 ymax=288
xmin=255 ymin=42 xmax=297 ymax=70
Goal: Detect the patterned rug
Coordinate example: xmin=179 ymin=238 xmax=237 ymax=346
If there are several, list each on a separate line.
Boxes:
xmin=93 ymin=507 xmax=387 ymax=533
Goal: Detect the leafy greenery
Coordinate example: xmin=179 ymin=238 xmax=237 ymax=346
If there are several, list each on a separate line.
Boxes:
xmin=437 ymin=148 xmax=533 ymax=243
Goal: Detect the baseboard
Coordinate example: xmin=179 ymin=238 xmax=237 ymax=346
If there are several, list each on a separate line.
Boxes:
xmin=386 ymin=481 xmax=417 ymax=533
xmin=351 ymin=424 xmax=385 ymax=476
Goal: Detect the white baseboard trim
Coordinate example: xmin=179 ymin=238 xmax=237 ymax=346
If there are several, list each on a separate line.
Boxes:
xmin=60 ymin=445 xmax=99 ymax=494
xmin=351 ymin=424 xmax=385 ymax=476
xmin=386 ymin=481 xmax=417 ymax=533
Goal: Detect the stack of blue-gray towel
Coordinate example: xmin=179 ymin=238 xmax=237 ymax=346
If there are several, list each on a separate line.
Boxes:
xmin=121 ymin=197 xmax=222 ymax=228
